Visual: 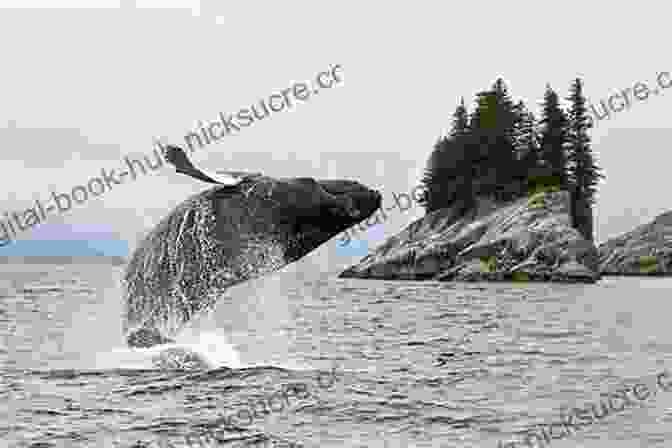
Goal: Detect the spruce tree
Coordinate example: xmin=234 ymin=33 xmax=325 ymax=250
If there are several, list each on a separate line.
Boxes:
xmin=492 ymin=78 xmax=518 ymax=146
xmin=511 ymin=100 xmax=540 ymax=197
xmin=490 ymin=79 xmax=518 ymax=198
xmin=449 ymin=97 xmax=470 ymax=138
xmin=419 ymin=134 xmax=475 ymax=213
xmin=418 ymin=136 xmax=447 ymax=212
xmin=443 ymin=133 xmax=476 ymax=214
xmin=566 ymin=78 xmax=603 ymax=240
xmin=419 ymin=99 xmax=471 ymax=212
xmin=468 ymin=90 xmax=496 ymax=197
xmin=468 ymin=78 xmax=518 ymax=201
xmin=512 ymin=101 xmax=538 ymax=160
xmin=538 ymin=85 xmax=570 ymax=190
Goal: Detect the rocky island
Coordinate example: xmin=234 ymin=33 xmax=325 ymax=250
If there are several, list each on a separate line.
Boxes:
xmin=340 ymin=77 xmax=603 ymax=283
xmin=598 ymin=211 xmax=672 ymax=276
xmin=339 ymin=189 xmax=600 ymax=283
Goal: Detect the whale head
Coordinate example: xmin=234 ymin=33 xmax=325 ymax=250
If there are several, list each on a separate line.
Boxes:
xmin=269 ymin=177 xmax=382 ymax=262
xmin=122 ymin=174 xmax=381 ymax=348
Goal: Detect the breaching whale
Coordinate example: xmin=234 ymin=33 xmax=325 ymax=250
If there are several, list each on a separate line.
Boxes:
xmin=122 ymin=145 xmax=381 ymax=352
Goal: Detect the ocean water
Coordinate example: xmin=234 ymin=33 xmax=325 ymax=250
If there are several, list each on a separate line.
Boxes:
xmin=2 ymin=264 xmax=672 ymax=448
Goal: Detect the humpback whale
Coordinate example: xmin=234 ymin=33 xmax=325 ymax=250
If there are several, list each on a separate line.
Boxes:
xmin=122 ymin=145 xmax=381 ymax=350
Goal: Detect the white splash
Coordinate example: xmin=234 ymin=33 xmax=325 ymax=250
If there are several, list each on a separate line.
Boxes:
xmin=94 ymin=331 xmax=242 ymax=370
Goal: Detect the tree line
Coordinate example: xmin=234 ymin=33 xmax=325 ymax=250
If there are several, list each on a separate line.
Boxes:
xmin=419 ymin=77 xmax=603 ymax=241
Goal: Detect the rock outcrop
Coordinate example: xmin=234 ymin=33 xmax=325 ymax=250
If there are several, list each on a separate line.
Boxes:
xmin=598 ymin=211 xmax=672 ymax=275
xmin=339 ymin=190 xmax=600 ymax=283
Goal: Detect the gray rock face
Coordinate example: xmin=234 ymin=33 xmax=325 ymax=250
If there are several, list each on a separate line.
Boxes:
xmin=598 ymin=211 xmax=672 ymax=275
xmin=339 ymin=190 xmax=600 ymax=283
xmin=123 ymin=176 xmax=381 ymax=348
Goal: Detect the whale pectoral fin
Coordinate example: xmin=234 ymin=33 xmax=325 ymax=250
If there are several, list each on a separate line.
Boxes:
xmin=209 ymin=171 xmax=264 ymax=187
xmin=164 ymin=145 xmax=222 ymax=184
xmin=215 ymin=170 xmax=262 ymax=179
xmin=193 ymin=168 xmax=240 ymax=185
xmin=164 ymin=144 xmax=250 ymax=186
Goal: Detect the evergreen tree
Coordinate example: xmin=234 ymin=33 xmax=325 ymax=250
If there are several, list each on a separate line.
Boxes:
xmin=420 ymin=77 xmax=604 ymax=220
xmin=511 ymin=100 xmax=540 ymax=197
xmin=566 ymin=78 xmax=603 ymax=240
xmin=418 ymin=136 xmax=448 ymax=211
xmin=493 ymin=80 xmax=518 ymax=187
xmin=442 ymin=133 xmax=476 ymax=214
xmin=449 ymin=97 xmax=470 ymax=138
xmin=566 ymin=78 xmax=602 ymax=203
xmin=512 ymin=100 xmax=538 ymax=160
xmin=419 ymin=99 xmax=471 ymax=212
xmin=468 ymin=78 xmax=518 ymax=201
xmin=537 ymin=85 xmax=570 ymax=189
xmin=491 ymin=78 xmax=518 ymax=146
xmin=467 ymin=90 xmax=497 ymax=198
xmin=469 ymin=79 xmax=517 ymax=139
xmin=419 ymin=134 xmax=475 ymax=213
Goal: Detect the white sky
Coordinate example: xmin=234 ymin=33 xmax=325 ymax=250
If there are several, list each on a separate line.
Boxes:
xmin=0 ymin=0 xmax=669 ymax=261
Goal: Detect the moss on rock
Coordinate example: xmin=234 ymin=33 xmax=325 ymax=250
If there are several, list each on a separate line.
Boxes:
xmin=511 ymin=271 xmax=530 ymax=282
xmin=480 ymin=256 xmax=497 ymax=272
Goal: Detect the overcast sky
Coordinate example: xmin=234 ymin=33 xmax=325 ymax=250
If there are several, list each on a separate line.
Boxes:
xmin=0 ymin=0 xmax=670 ymax=268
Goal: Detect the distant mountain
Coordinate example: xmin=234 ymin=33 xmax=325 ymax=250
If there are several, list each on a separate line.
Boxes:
xmin=0 ymin=255 xmax=126 ymax=265
xmin=0 ymin=240 xmax=128 ymax=264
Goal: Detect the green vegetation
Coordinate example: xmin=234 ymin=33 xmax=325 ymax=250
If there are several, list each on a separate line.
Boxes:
xmin=566 ymin=79 xmax=604 ymax=241
xmin=529 ymin=184 xmax=561 ymax=197
xmin=480 ymin=256 xmax=497 ymax=272
xmin=528 ymin=185 xmax=561 ymax=209
xmin=528 ymin=193 xmax=546 ymax=209
xmin=511 ymin=271 xmax=530 ymax=282
xmin=418 ymin=78 xmax=603 ymax=241
xmin=638 ymin=255 xmax=659 ymax=273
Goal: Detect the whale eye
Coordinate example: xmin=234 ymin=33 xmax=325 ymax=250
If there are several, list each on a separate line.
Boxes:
xmin=343 ymin=196 xmax=361 ymax=218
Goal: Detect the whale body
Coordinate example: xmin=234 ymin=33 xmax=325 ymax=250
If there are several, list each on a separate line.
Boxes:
xmin=122 ymin=146 xmax=381 ymax=351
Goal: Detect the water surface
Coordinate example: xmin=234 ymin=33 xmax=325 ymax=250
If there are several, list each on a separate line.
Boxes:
xmin=2 ymin=264 xmax=672 ymax=447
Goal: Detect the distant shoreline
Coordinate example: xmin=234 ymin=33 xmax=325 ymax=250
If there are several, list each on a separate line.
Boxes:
xmin=0 ymin=255 xmax=126 ymax=265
